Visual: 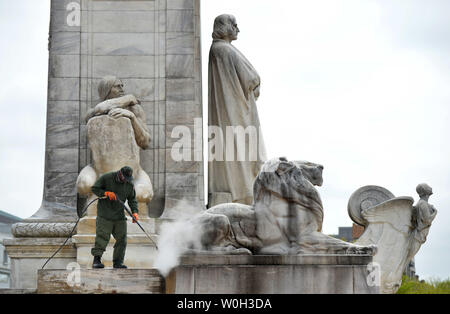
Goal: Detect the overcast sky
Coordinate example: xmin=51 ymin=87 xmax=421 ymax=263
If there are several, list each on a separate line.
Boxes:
xmin=0 ymin=0 xmax=449 ymax=280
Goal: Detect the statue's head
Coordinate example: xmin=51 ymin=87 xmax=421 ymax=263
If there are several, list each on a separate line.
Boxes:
xmin=293 ymin=161 xmax=324 ymax=187
xmin=212 ymin=14 xmax=239 ymax=42
xmin=98 ymin=76 xmax=125 ymax=101
xmin=416 ymin=183 xmax=433 ymax=198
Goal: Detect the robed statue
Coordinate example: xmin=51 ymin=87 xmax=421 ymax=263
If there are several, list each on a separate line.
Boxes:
xmin=208 ymin=14 xmax=267 ymax=207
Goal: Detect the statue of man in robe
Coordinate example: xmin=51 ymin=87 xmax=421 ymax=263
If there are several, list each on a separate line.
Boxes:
xmin=208 ymin=14 xmax=267 ymax=207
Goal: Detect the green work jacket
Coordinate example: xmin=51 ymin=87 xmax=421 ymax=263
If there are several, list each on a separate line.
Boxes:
xmin=91 ymin=171 xmax=138 ymax=221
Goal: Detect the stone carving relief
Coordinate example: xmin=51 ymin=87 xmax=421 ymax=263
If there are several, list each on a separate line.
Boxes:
xmin=349 ymin=184 xmax=437 ymax=294
xmin=12 ymin=222 xmax=76 ymax=238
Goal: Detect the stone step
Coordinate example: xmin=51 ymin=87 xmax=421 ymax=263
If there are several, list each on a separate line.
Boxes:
xmin=37 ymin=269 xmax=165 ymax=294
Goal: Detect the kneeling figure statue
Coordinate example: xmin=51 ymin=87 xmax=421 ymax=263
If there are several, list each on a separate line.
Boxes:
xmin=76 ymin=76 xmax=153 ymax=207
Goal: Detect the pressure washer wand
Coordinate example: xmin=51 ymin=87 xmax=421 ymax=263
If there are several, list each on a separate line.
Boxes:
xmin=116 ymin=199 xmax=158 ymax=250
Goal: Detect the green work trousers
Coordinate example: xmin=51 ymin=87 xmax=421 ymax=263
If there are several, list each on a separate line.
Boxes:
xmin=91 ymin=216 xmax=127 ymax=265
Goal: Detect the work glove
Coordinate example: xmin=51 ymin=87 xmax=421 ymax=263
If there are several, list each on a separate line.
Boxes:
xmin=132 ymin=213 xmax=139 ymax=223
xmin=104 ymin=191 xmax=117 ymax=201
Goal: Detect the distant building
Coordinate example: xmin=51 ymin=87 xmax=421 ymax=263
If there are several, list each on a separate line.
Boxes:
xmin=0 ymin=210 xmax=22 ymax=288
xmin=337 ymin=227 xmax=353 ymax=242
xmin=329 ymin=224 xmax=360 ymax=242
xmin=352 ymin=223 xmax=365 ymax=240
xmin=333 ymin=224 xmax=365 ymax=242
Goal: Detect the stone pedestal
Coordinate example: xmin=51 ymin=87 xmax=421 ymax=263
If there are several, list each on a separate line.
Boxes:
xmin=167 ymin=255 xmax=379 ymax=294
xmin=37 ymin=269 xmax=164 ymax=294
xmin=3 ymin=238 xmax=76 ymax=290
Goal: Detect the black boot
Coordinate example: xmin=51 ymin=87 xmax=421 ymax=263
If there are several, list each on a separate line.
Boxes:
xmin=113 ymin=262 xmax=128 ymax=269
xmin=92 ymin=256 xmax=104 ymax=269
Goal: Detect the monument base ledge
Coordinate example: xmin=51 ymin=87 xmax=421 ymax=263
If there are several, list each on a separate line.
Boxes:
xmin=37 ymin=269 xmax=165 ymax=294
xmin=3 ymin=237 xmax=77 ymax=290
xmin=166 ymin=254 xmax=379 ymax=294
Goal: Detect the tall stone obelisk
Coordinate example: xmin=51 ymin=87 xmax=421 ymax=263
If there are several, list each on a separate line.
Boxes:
xmin=4 ymin=0 xmax=203 ymax=289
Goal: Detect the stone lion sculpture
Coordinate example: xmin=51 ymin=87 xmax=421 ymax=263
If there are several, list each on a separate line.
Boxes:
xmin=188 ymin=157 xmax=376 ymax=255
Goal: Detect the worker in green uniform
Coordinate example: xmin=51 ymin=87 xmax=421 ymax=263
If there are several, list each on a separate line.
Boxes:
xmin=90 ymin=166 xmax=139 ymax=269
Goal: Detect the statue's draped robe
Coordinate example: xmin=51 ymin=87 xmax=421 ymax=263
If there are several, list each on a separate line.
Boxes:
xmin=407 ymin=199 xmax=437 ymax=261
xmin=208 ymin=39 xmax=267 ymax=204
